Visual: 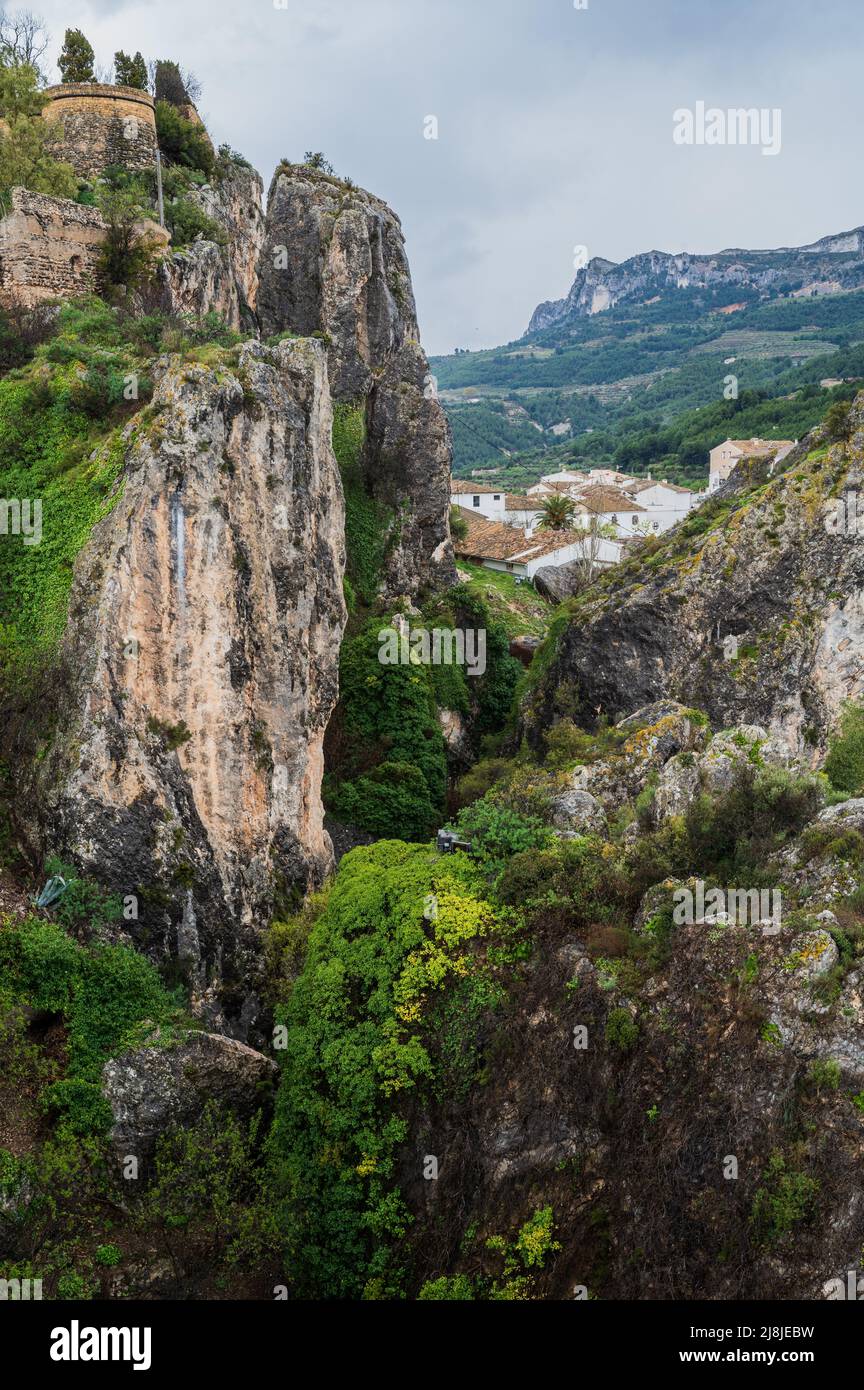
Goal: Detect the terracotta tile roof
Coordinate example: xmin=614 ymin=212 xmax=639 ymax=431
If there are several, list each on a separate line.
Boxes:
xmin=453 ymin=506 xmax=583 ymax=564
xmin=505 ymin=494 xmax=538 ymax=509
xmin=725 ymin=438 xmax=795 ymax=457
xmin=572 ymin=484 xmax=646 ymax=513
xmin=450 ymin=479 xmax=501 ymax=495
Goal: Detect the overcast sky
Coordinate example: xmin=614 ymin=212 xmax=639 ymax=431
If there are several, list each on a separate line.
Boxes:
xmin=32 ymin=0 xmax=864 ymax=354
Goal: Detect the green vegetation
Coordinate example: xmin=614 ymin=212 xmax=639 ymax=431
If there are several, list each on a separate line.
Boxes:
xmin=326 ymin=617 xmax=448 ymax=839
xmin=0 ymin=913 xmax=183 ymax=1134
xmin=749 ymin=1152 xmax=819 ymax=1245
xmin=57 ymin=28 xmax=95 ymax=84
xmin=266 ymin=839 xmax=506 ymax=1298
xmin=824 ymin=701 xmax=864 ymax=795
xmin=155 ymin=100 xmax=214 ymax=178
xmin=331 ymin=402 xmax=393 ymax=607
xmin=450 ymin=797 xmax=554 ymax=880
xmin=0 ymin=60 xmax=78 ymax=207
xmin=113 ymin=50 xmax=147 ymax=89
xmin=0 ymin=296 xmax=238 ymax=691
xmin=433 ymin=283 xmax=864 ymax=484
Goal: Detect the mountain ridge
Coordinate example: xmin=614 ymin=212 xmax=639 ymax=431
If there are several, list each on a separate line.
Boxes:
xmin=527 ymin=223 xmax=864 ymax=336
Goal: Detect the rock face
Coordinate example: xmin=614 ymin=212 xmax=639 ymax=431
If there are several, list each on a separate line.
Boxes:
xmin=257 ymin=164 xmax=455 ymax=599
xmin=159 ymin=160 xmax=265 ymax=333
xmin=526 ymin=226 xmax=864 ymax=335
xmin=20 ymin=339 xmax=346 ymax=1036
xmin=102 ymin=1030 xmax=277 ymax=1164
xmin=527 ymin=396 xmax=864 ymax=762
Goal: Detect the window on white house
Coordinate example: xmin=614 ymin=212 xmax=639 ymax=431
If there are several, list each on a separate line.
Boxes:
xmin=631 ymin=516 xmax=638 ymax=525
xmin=472 ymin=496 xmax=480 ymax=507
xmin=494 ymin=494 xmax=501 ymax=501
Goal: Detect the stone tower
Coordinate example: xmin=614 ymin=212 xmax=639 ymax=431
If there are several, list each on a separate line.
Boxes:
xmin=41 ymin=82 xmax=158 ymax=180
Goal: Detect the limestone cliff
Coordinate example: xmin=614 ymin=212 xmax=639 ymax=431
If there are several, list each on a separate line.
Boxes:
xmin=527 ymin=226 xmax=864 ymax=335
xmin=257 ymin=164 xmax=455 ymax=599
xmin=526 ymin=394 xmax=864 ymax=760
xmin=18 ymin=338 xmax=345 ymax=1037
xmin=158 ymin=159 xmax=265 ymax=333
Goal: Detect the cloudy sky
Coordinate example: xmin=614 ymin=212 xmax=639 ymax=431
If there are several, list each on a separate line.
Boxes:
xmin=31 ymin=0 xmax=864 ymax=353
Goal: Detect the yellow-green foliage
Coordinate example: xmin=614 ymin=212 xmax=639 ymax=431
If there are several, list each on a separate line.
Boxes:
xmin=266 ymin=839 xmax=509 ymax=1298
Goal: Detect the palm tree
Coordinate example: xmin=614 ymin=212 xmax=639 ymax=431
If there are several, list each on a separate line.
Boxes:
xmin=537 ymin=494 xmax=576 ymax=531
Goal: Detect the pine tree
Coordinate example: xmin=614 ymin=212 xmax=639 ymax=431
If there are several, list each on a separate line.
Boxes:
xmin=114 ymin=50 xmax=148 ymax=91
xmin=58 ymin=28 xmax=95 ymax=84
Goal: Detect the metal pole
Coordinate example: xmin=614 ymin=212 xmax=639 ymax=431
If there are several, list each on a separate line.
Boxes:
xmin=156 ymin=147 xmax=165 ymax=228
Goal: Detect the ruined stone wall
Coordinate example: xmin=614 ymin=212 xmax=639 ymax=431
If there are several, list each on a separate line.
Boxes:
xmin=42 ymin=83 xmax=158 ymax=179
xmin=0 ymin=187 xmax=107 ymax=306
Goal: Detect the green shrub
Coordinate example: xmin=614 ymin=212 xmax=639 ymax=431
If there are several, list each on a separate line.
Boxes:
xmin=94 ymin=1243 xmax=122 ymax=1266
xmin=807 ymin=1058 xmax=841 ymax=1092
xmin=41 ymin=1079 xmax=112 ymax=1136
xmin=605 ymin=1007 xmax=639 ymax=1051
xmin=749 ymin=1152 xmax=819 ymax=1245
xmin=165 ymin=197 xmax=227 ymax=248
xmin=331 ymin=402 xmax=392 ymax=606
xmin=824 ymin=701 xmax=864 ymax=795
xmin=155 ymin=100 xmax=214 ymax=177
xmin=451 ymin=796 xmax=554 ymax=878
xmin=418 ymin=1274 xmax=476 ymax=1300
xmin=0 ymin=916 xmax=181 ymax=1131
xmin=267 ymin=840 xmax=500 ymax=1298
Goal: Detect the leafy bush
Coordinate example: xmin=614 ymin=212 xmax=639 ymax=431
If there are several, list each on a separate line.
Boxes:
xmin=165 ymin=197 xmax=226 ymax=248
xmin=605 ymin=1007 xmax=639 ymax=1051
xmin=267 ymin=840 xmax=500 ymax=1298
xmin=418 ymin=1274 xmax=476 ymax=1300
xmin=824 ymin=701 xmax=864 ymax=795
xmin=451 ymin=796 xmax=554 ymax=878
xmin=0 ymin=916 xmax=182 ymax=1131
xmin=749 ymin=1152 xmax=819 ymax=1245
xmin=155 ymin=100 xmax=214 ymax=177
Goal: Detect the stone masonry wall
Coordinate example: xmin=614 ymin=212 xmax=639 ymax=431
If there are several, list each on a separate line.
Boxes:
xmin=42 ymin=83 xmax=158 ymax=180
xmin=0 ymin=187 xmax=107 ymax=306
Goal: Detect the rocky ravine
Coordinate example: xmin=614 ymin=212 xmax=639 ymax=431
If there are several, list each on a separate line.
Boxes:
xmin=527 ymin=393 xmax=864 ymax=762
xmin=18 ymin=339 xmax=345 ymax=1038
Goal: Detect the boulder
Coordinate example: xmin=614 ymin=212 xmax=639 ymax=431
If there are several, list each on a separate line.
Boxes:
xmin=550 ymin=789 xmax=608 ymax=836
xmin=101 ymin=1030 xmax=277 ymax=1165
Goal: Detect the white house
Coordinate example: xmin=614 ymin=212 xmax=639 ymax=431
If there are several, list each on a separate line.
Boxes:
xmin=708 ymin=438 xmax=795 ymax=493
xmin=622 ymin=478 xmax=699 ymax=533
xmin=449 ymin=479 xmax=507 ymax=520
